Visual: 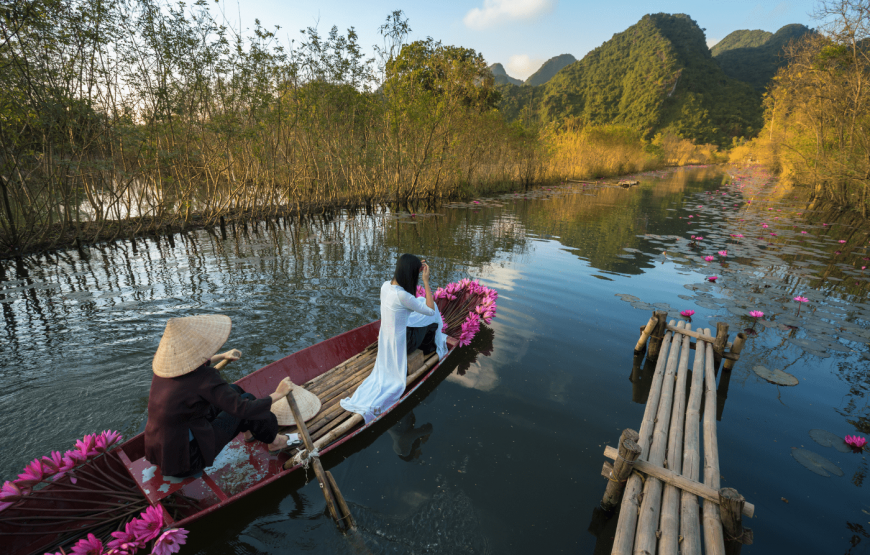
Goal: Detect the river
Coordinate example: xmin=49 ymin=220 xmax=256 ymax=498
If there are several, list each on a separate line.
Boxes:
xmin=1 ymin=165 xmax=869 ymax=554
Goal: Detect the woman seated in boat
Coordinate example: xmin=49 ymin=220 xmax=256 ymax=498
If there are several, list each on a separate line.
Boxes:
xmin=340 ymin=254 xmax=448 ymax=423
xmin=144 ymin=315 xmax=298 ymax=478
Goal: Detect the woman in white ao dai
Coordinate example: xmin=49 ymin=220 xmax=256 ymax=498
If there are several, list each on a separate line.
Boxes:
xmin=340 ymin=254 xmax=446 ymax=423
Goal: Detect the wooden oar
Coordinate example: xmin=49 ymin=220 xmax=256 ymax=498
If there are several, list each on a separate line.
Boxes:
xmin=284 ymin=381 xmax=356 ymax=531
xmin=213 ymin=349 xmax=241 ymax=371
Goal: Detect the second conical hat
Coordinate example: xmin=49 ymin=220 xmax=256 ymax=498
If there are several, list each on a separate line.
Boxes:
xmin=270 ymin=381 xmax=322 ymax=426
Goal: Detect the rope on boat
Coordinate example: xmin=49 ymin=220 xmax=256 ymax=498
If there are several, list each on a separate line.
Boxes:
xmin=293 ymin=447 xmax=321 ymax=469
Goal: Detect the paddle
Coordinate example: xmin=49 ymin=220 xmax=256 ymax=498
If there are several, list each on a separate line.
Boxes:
xmin=213 ymin=349 xmax=241 ymax=371
xmin=284 ymin=380 xmax=356 ymax=531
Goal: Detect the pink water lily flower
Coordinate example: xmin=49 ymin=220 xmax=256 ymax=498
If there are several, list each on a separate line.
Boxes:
xmin=749 ymin=311 xmax=764 ymax=318
xmin=762 ymin=224 xmax=768 ymax=228
xmin=70 ymin=534 xmax=103 ymax=555
xmin=845 ymin=435 xmax=867 ymax=451
xmin=688 ymin=215 xmax=693 ymax=218
xmin=718 ymin=250 xmax=727 ymax=257
xmin=152 ymin=528 xmax=189 ymax=555
xmin=108 ymin=520 xmax=145 ymax=553
xmin=132 ymin=505 xmax=164 ymax=543
xmin=801 ymin=231 xmax=808 ymax=234
xmin=75 ymin=434 xmax=99 ymax=458
xmin=838 ymin=239 xmax=846 ymax=244
xmin=472 ymin=201 xmax=480 ymax=204
xmin=680 ymin=310 xmax=695 ymax=318
xmin=707 ymin=276 xmax=718 ymax=282
xmin=770 ymin=233 xmax=777 ymax=236
xmin=695 ymin=236 xmax=704 ymax=241
xmin=794 ymin=296 xmax=809 ymax=303
xmin=15 ymin=459 xmax=45 ymax=488
xmin=704 ymin=256 xmax=715 ymax=262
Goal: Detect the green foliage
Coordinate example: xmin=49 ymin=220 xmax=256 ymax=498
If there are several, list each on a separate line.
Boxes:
xmin=712 ymin=24 xmax=814 ymax=90
xmin=497 ymin=13 xmax=763 ymax=146
xmin=524 ymin=54 xmax=576 ymax=86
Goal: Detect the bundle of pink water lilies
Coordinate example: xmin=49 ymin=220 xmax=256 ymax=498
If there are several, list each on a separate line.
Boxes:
xmin=0 ymin=431 xmax=189 ymax=555
xmin=417 ymin=279 xmax=498 ymax=347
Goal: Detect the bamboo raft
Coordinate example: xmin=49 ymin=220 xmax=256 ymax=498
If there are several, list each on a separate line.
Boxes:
xmin=595 ymin=312 xmax=754 ymax=555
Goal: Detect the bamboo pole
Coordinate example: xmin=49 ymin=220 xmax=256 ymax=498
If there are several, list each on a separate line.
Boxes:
xmin=703 ymin=328 xmax=726 ymax=555
xmin=722 ymin=333 xmax=746 ymax=371
xmin=665 ymin=324 xmax=733 ymax=349
xmin=602 ymin=446 xmax=754 ymax=518
xmin=326 ymin=471 xmax=356 ymax=529
xmin=719 ymin=487 xmax=753 ymax=554
xmin=600 ymin=429 xmax=641 ymax=511
xmin=680 ymin=329 xmax=707 ymax=555
xmin=647 ymin=311 xmax=668 ymax=359
xmin=611 ymin=321 xmax=675 ymax=555
xmin=660 ymin=323 xmax=693 ymax=553
xmin=713 ymin=322 xmax=730 ymax=369
xmin=634 ymin=320 xmax=686 ymax=555
xmin=634 ymin=314 xmax=657 ymax=354
xmin=284 ymin=382 xmax=348 ymax=530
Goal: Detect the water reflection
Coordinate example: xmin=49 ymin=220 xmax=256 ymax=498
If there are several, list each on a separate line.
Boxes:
xmin=2 ymin=166 xmax=870 ymax=554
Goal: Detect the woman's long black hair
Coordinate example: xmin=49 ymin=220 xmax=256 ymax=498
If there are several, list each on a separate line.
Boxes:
xmin=393 ymin=254 xmax=422 ymax=296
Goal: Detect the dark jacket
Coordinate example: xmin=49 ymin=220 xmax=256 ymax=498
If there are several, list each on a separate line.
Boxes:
xmin=144 ymin=364 xmax=273 ymax=476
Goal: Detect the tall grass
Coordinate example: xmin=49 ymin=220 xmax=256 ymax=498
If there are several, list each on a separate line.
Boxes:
xmin=541 ymin=125 xmax=721 ymax=181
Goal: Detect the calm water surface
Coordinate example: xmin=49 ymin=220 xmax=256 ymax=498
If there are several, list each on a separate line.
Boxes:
xmin=2 ymin=166 xmax=870 ymax=554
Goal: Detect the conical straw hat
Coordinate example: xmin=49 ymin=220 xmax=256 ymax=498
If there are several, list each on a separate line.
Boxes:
xmin=153 ymin=315 xmax=232 ymax=378
xmin=270 ymin=381 xmax=322 ymax=426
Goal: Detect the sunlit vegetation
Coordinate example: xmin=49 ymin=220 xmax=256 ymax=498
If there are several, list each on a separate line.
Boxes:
xmin=733 ymin=1 xmax=870 ymax=215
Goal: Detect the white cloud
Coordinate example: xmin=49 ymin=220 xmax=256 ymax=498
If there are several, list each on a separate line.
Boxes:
xmin=506 ymin=54 xmax=545 ymax=80
xmin=463 ymin=0 xmax=556 ymax=30
xmin=707 ymin=38 xmax=720 ymax=48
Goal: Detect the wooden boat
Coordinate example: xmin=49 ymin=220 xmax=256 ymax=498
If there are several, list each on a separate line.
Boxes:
xmin=2 ymin=319 xmax=458 ymax=555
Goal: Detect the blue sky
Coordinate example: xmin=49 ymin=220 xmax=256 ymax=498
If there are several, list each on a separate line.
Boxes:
xmin=223 ymin=0 xmax=818 ymax=80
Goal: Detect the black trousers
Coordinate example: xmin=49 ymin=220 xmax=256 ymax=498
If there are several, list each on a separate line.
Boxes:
xmin=180 ymin=384 xmax=279 ymax=478
xmin=407 ymin=323 xmax=439 ymax=355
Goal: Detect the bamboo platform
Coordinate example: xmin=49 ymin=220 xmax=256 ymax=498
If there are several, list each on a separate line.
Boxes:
xmin=595 ymin=313 xmax=753 ymax=555
xmin=279 ymin=341 xmax=438 ymax=463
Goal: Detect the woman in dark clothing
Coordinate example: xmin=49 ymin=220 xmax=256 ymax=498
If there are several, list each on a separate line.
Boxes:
xmin=144 ymin=315 xmax=296 ymax=478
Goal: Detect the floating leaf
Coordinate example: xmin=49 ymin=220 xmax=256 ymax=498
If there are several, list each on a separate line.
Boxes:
xmin=753 ymin=365 xmax=799 ymax=386
xmin=791 ymin=448 xmax=844 ymax=477
xmin=808 ymin=429 xmax=851 ymax=453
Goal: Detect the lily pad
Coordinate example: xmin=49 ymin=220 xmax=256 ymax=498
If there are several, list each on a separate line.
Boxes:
xmin=809 ymin=429 xmax=851 ymax=453
xmin=791 ymin=448 xmax=844 ymax=477
xmin=753 ymin=365 xmax=799 ymax=386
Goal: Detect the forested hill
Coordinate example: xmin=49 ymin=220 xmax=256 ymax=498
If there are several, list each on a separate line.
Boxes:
xmin=488 ymin=63 xmax=523 ymax=86
xmin=525 ymin=54 xmax=576 ymax=86
xmin=712 ymin=24 xmax=814 ymax=90
xmin=497 ymin=13 xmax=763 ymax=146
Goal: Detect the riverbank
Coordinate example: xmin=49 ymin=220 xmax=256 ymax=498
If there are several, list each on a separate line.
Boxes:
xmin=0 ymin=164 xmax=714 ymax=260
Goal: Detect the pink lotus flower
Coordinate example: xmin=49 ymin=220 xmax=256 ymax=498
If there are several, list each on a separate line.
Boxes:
xmin=472 ymin=201 xmax=480 ymax=204
xmin=1 ymin=481 xmax=22 ymax=507
xmin=132 ymin=505 xmax=164 ymax=543
xmin=152 ymin=528 xmax=189 ymax=555
xmin=15 ymin=459 xmax=45 ymax=488
xmin=845 ymin=435 xmax=867 ymax=451
xmin=838 ymin=239 xmax=846 ymax=244
xmin=707 ymin=276 xmax=718 ymax=282
xmin=690 ymin=235 xmax=696 ymax=240
xmin=749 ymin=311 xmax=764 ymax=319
xmin=680 ymin=310 xmax=695 ymax=318
xmin=695 ymin=236 xmax=704 ymax=241
xmin=718 ymin=250 xmax=727 ymax=257
xmin=108 ymin=520 xmax=145 ymax=553
xmin=794 ymin=296 xmax=809 ymax=303
xmin=823 ymin=223 xmax=828 ymax=226
xmin=70 ymin=534 xmax=103 ymax=555
xmin=704 ymin=256 xmax=715 ymax=262
xmin=770 ymin=233 xmax=777 ymax=236
xmin=801 ymin=231 xmax=807 ymax=234
xmin=762 ymin=224 xmax=768 ymax=228
xmin=75 ymin=434 xmax=99 ymax=458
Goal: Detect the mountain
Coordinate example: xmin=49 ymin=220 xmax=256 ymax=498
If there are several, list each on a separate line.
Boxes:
xmin=711 ymin=24 xmax=814 ymax=91
xmin=488 ymin=63 xmax=523 ymax=86
xmin=497 ymin=13 xmax=763 ymax=146
xmin=524 ymin=54 xmax=576 ymax=86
